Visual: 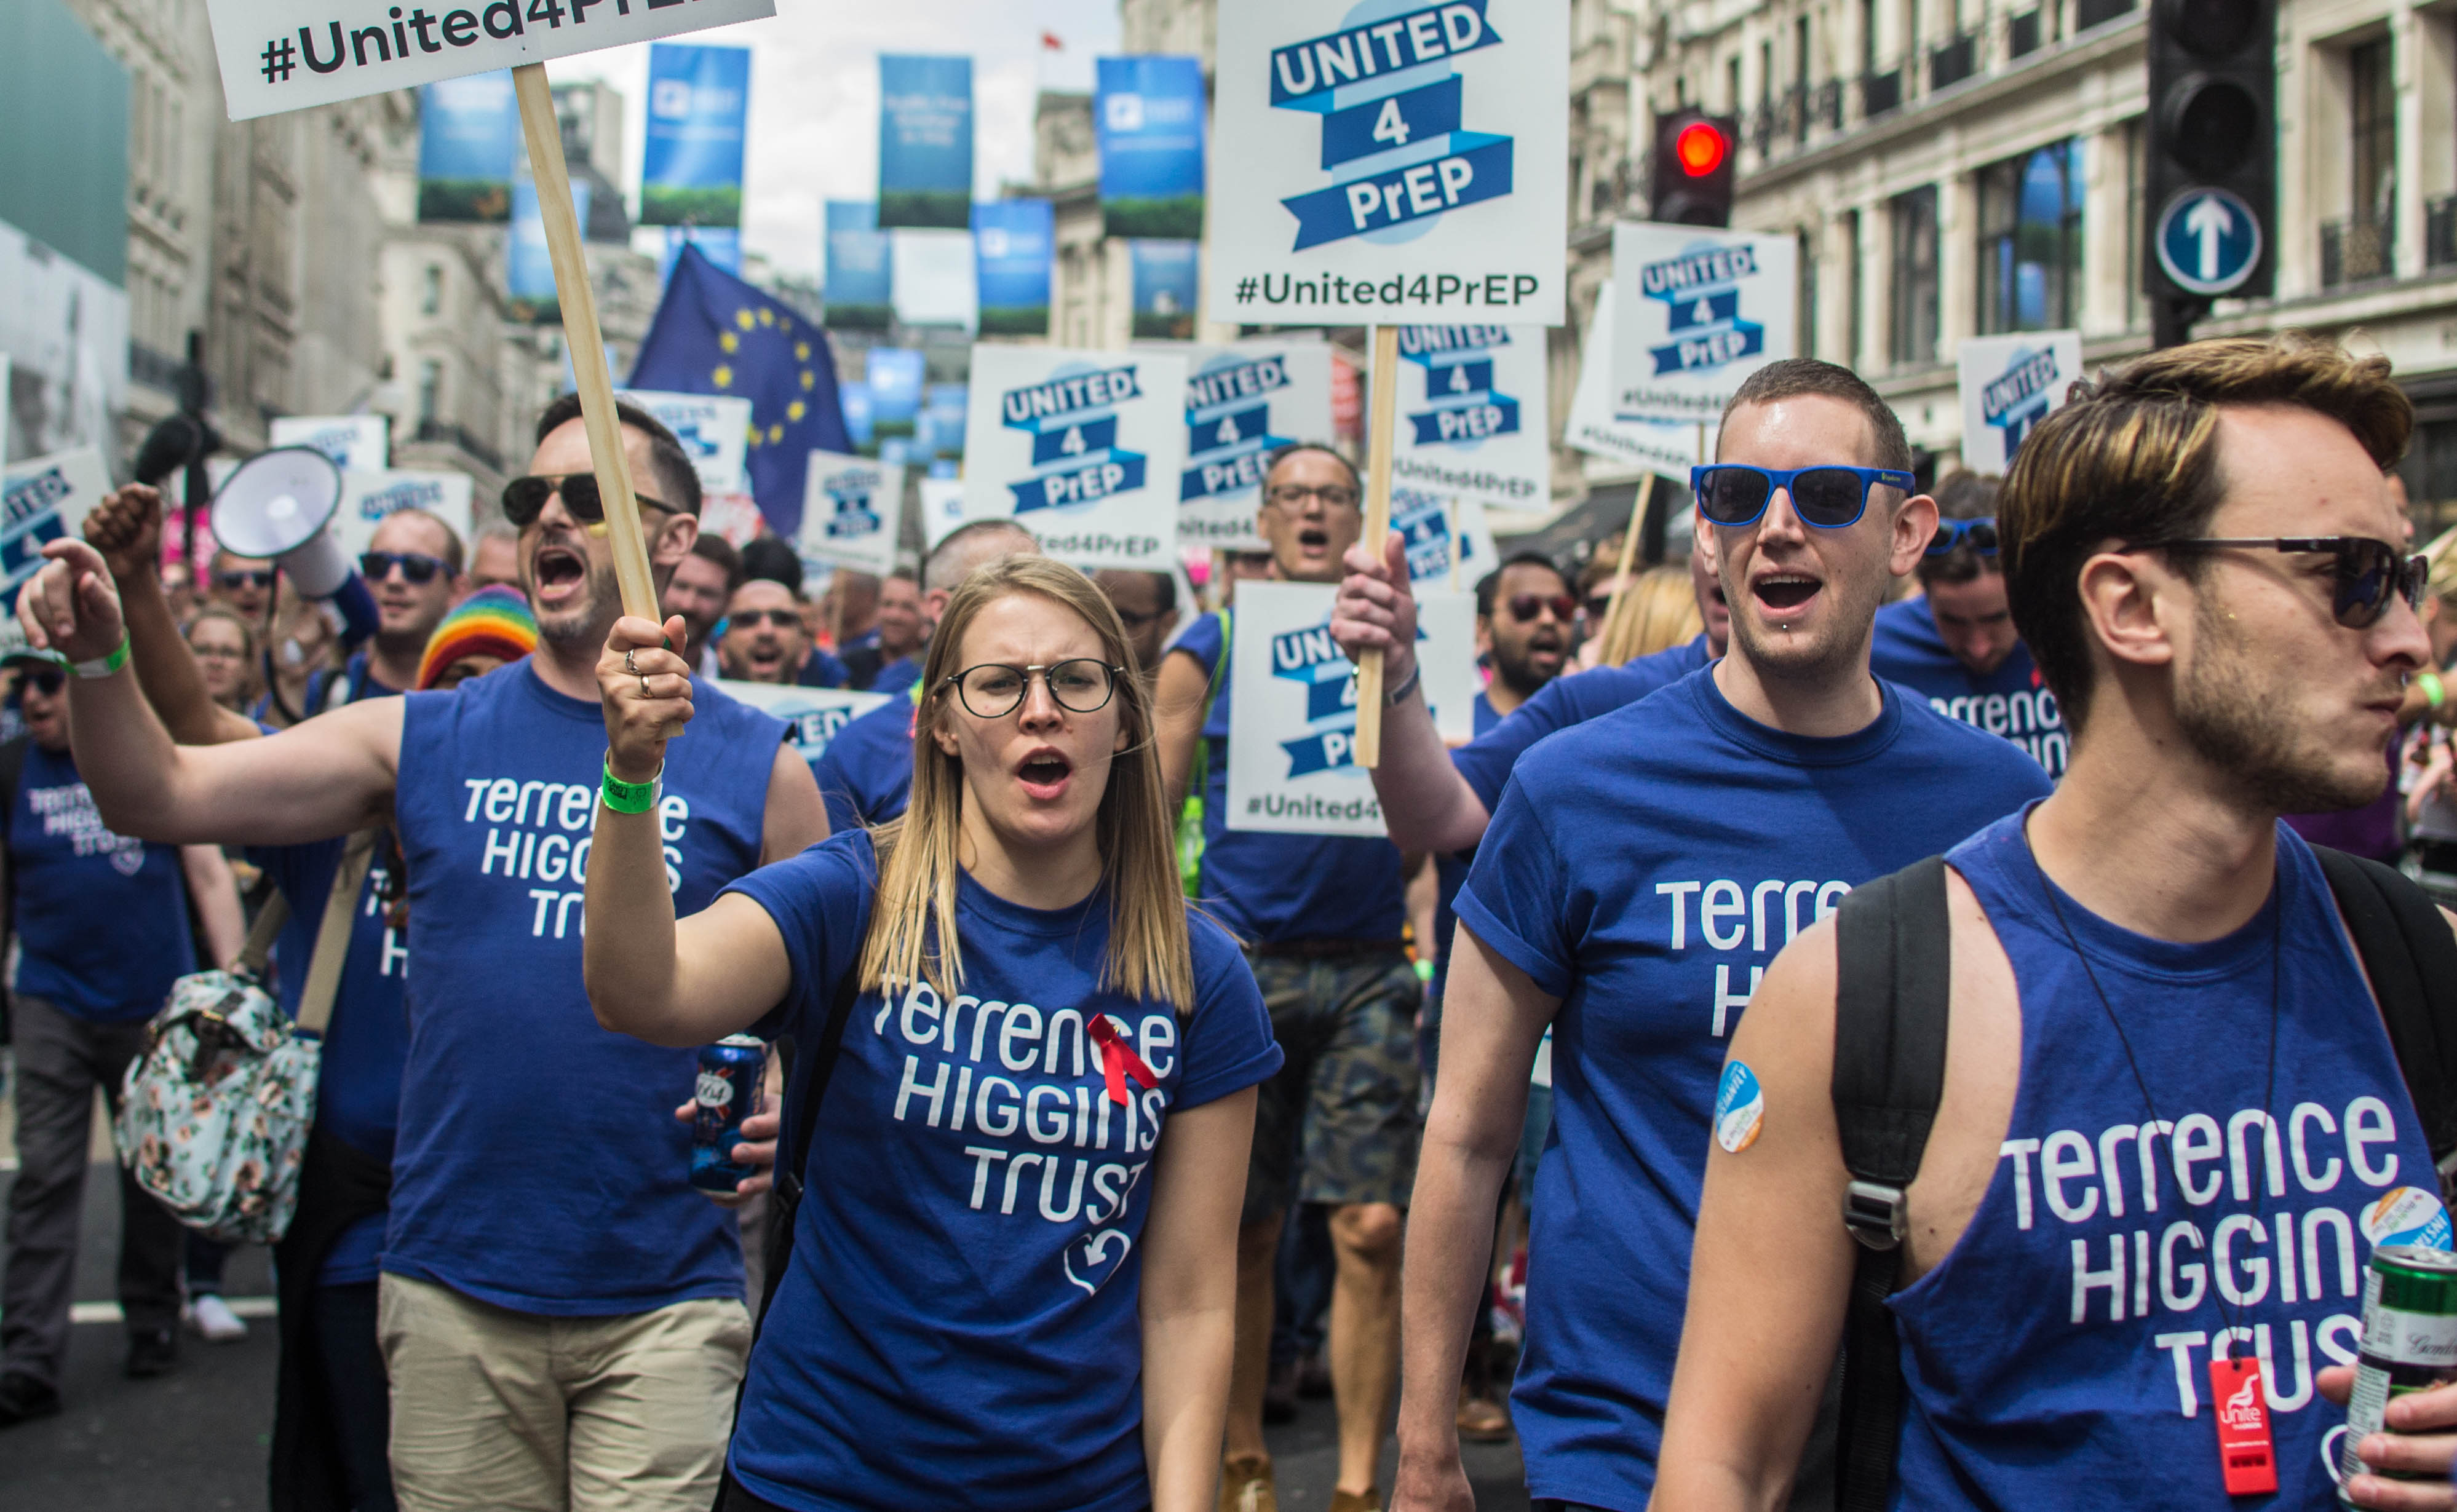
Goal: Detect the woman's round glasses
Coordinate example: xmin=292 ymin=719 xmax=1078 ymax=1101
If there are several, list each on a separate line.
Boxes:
xmin=943 ymin=660 xmax=1124 ymax=719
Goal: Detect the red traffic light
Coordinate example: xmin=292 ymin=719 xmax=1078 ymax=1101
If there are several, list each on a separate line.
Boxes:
xmin=1675 ymin=121 xmax=1729 ymax=177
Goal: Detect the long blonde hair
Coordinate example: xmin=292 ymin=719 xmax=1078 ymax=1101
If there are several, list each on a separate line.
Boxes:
xmin=857 ymin=556 xmax=1196 ymax=1013
xmin=1593 ymin=562 xmax=1705 ymax=665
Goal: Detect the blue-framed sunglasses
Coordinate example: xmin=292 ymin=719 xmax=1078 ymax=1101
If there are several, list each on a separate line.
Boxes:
xmin=1925 ymin=517 xmax=2001 ymax=557
xmin=1689 ymin=464 xmax=1917 ymax=529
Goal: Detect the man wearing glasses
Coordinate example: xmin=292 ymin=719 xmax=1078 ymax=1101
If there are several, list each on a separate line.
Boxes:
xmin=314 ymin=509 xmax=469 ymax=709
xmin=1381 ymin=361 xmax=2050 ymax=1512
xmin=1473 ymin=553 xmax=1574 ymax=724
xmin=1868 ymin=471 xmax=2069 ymax=777
xmin=20 ymin=392 xmax=826 ymax=1511
xmin=1155 ymin=443 xmax=1420 ymax=1512
xmin=1656 ymin=338 xmax=2457 ymax=1511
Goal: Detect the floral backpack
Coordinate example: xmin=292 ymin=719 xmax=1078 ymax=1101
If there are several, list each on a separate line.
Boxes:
xmin=116 ymin=832 xmax=375 ymax=1244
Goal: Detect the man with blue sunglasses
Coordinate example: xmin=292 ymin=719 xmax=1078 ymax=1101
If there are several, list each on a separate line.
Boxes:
xmin=1369 ymin=359 xmax=2052 ymax=1512
xmin=1868 ymin=472 xmax=2070 ymax=777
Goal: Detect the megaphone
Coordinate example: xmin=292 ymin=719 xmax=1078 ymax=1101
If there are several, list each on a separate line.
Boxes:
xmin=210 ymin=446 xmax=350 ymax=598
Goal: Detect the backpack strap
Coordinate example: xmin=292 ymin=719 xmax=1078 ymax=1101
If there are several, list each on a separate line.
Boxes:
xmin=2312 ymin=845 xmax=2457 ymax=1184
xmin=293 ymin=831 xmax=378 ymax=1037
xmin=1830 ymin=853 xmax=1953 ymax=1512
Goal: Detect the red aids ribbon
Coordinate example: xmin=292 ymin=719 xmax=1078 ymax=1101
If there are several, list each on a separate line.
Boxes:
xmin=1087 ymin=1015 xmax=1160 ymax=1106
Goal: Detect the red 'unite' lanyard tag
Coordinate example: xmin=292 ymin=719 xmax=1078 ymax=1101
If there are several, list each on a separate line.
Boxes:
xmin=2209 ymin=1356 xmax=2277 ymax=1496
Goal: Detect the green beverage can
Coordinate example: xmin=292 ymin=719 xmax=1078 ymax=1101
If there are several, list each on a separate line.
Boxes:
xmin=2340 ymin=1243 xmax=2457 ymax=1499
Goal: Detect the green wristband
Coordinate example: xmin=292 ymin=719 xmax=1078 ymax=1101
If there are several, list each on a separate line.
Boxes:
xmin=600 ymin=756 xmax=662 ymax=815
xmin=2423 ymin=670 xmax=2447 ymax=710
xmin=72 ymin=639 xmax=130 ymax=679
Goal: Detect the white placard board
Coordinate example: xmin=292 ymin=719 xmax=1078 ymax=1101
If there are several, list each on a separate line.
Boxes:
xmin=1611 ymin=224 xmax=1795 ymax=425
xmin=1566 ymin=283 xmax=1706 ymax=481
xmin=626 ymin=390 xmax=752 ymax=497
xmin=919 ymin=477 xmax=969 ymax=549
xmin=1206 ymin=1 xmax=1569 ymax=328
xmin=962 ymin=346 xmax=1189 ymax=572
xmin=710 ymin=681 xmax=890 ymax=767
xmin=1391 ymin=485 xmax=1493 ymax=587
xmin=208 ymin=0 xmax=775 ymax=120
xmin=1225 ymin=580 xmax=1479 ymax=837
xmin=797 ymin=452 xmax=904 ymax=576
xmin=333 ymin=469 xmax=477 ymax=558
xmin=1389 ymin=323 xmax=1549 ymax=517
xmin=270 ymin=415 xmax=389 ymax=472
xmin=1955 ymin=331 xmax=2084 ymax=475
xmin=0 ymin=448 xmax=113 ymax=648
xmin=1160 ymin=339 xmax=1333 ymax=552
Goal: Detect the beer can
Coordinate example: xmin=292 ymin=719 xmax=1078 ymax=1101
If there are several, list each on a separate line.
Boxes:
xmin=2340 ymin=1243 xmax=2457 ymax=1497
xmin=689 ymin=1034 xmax=768 ymax=1193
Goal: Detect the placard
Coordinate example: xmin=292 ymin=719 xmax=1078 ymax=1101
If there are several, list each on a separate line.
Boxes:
xmin=1389 ymin=323 xmax=1548 ymax=517
xmin=1225 ymin=580 xmax=1479 ymax=836
xmin=797 ymin=452 xmax=904 ymax=576
xmin=640 ymin=42 xmax=748 ymax=228
xmin=920 ymin=477 xmax=969 ymax=548
xmin=1392 ymin=485 xmax=1493 ymax=586
xmin=1956 ymin=330 xmax=2084 ymax=475
xmin=0 ymin=448 xmax=113 ymax=647
xmin=625 ymin=389 xmax=752 ymax=497
xmin=271 ymin=414 xmax=390 ymax=472
xmin=1207 ymin=0 xmax=1569 ymax=327
xmin=1610 ymin=224 xmax=1795 ymax=425
xmin=712 ymin=681 xmax=890 ymax=766
xmin=961 ymin=346 xmax=1190 ymax=572
xmin=333 ymin=469 xmax=477 ymax=558
xmin=1565 ymin=283 xmax=1705 ymax=480
xmin=1169 ymin=340 xmax=1333 ymax=552
xmin=207 ymin=0 xmax=774 ymax=121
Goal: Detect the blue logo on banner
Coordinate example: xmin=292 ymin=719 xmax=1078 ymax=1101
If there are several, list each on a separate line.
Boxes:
xmin=1980 ymin=347 xmax=2063 ymax=459
xmin=1181 ymin=354 xmax=1295 ymax=505
xmin=1271 ymin=614 xmax=1434 ymax=776
xmin=817 ymin=472 xmax=885 ymax=540
xmin=1640 ymin=243 xmax=1767 ymax=376
xmin=1392 ymin=487 xmax=1475 ymax=582
xmin=1266 ymin=1 xmax=1514 ymax=250
xmin=1400 ymin=326 xmax=1522 ymax=449
xmin=1001 ymin=365 xmax=1150 ymax=515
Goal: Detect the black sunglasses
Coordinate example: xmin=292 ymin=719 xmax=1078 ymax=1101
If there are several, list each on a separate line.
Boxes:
xmin=729 ymin=609 xmax=803 ymax=631
xmin=1926 ymin=518 xmax=2001 ymax=557
xmin=501 ymin=475 xmax=675 ymax=528
xmin=360 ymin=550 xmax=449 ymax=585
xmin=17 ymin=669 xmax=64 ymax=696
xmin=1507 ymin=593 xmax=1576 ymax=624
xmin=218 ymin=569 xmax=274 ymax=591
xmin=2133 ymin=537 xmax=2427 ymax=629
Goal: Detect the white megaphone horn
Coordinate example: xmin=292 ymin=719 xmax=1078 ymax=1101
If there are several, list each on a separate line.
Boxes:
xmin=210 ymin=446 xmax=351 ymax=598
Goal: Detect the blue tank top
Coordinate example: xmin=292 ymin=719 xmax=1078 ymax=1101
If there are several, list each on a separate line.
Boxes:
xmin=1892 ymin=809 xmax=2442 ymax=1510
xmin=385 ymin=662 xmax=785 ymax=1315
xmin=7 ymin=740 xmax=195 ymax=1020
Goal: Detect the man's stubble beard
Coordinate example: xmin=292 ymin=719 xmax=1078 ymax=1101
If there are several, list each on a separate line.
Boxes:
xmin=2174 ymin=597 xmax=2388 ymax=814
xmin=532 ymin=555 xmax=624 ymax=650
xmin=1722 ymin=561 xmax=1883 ymax=691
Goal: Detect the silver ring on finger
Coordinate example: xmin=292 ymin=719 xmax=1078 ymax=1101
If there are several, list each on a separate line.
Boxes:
xmin=624 ymin=648 xmax=641 ymax=676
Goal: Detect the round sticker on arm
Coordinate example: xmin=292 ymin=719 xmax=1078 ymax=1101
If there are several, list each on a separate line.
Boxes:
xmin=2359 ymin=1186 xmax=2453 ymax=1250
xmin=1714 ymin=1061 xmax=1765 ymax=1154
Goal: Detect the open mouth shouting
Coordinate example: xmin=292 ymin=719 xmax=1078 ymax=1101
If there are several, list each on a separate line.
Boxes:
xmin=742 ymin=634 xmax=789 ymax=678
xmin=530 ymin=539 xmax=590 ymax=609
xmin=1017 ymin=745 xmax=1075 ymax=802
xmin=1751 ymin=570 xmax=1823 ymax=616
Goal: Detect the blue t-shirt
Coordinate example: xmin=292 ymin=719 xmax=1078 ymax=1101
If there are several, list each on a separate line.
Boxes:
xmin=798 ymin=647 xmax=851 ymax=690
xmin=721 ymin=830 xmax=1282 ymax=1512
xmin=1451 ymin=635 xmax=1715 ymax=813
xmin=7 ymin=741 xmax=194 ymax=1020
xmin=1892 ymin=810 xmax=2439 ymax=1510
xmin=812 ymin=694 xmax=916 ymax=834
xmin=867 ymin=654 xmax=923 ymax=695
xmin=386 ymin=662 xmax=785 ymax=1315
xmin=1456 ymin=668 xmax=2053 ymax=1508
xmin=1429 ymin=689 xmax=1509 ymax=995
xmin=1176 ymin=612 xmax=1405 ymax=944
xmin=1871 ymin=598 xmax=2068 ymax=778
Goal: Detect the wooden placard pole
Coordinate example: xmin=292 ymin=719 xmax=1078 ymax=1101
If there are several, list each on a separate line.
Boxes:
xmin=1595 ymin=471 xmax=1654 ymax=659
xmin=1352 ymin=323 xmax=1402 ymax=768
xmin=1446 ymin=496 xmax=1463 ymax=594
xmin=512 ymin=62 xmax=661 ymax=623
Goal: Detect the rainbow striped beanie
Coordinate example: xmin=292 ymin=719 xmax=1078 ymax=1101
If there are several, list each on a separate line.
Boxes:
xmin=417 ymin=585 xmax=539 ymax=690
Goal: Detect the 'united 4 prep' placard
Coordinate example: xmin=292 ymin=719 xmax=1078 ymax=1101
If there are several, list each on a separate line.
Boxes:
xmin=796 ymin=453 xmax=905 ymax=577
xmin=0 ymin=448 xmax=113 ymax=651
xmin=1956 ymin=331 xmax=2084 ymax=475
xmin=334 ymin=470 xmax=475 ymax=558
xmin=713 ymin=681 xmax=890 ymax=767
xmin=1611 ymin=224 xmax=1795 ymax=426
xmin=1225 ymin=581 xmax=1480 ymax=838
xmin=1389 ymin=323 xmax=1549 ymax=517
xmin=1207 ymin=1 xmax=1568 ymax=328
xmin=1566 ymin=285 xmax=1706 ymax=481
xmin=1160 ymin=340 xmax=1333 ymax=552
xmin=961 ymin=346 xmax=1191 ymax=572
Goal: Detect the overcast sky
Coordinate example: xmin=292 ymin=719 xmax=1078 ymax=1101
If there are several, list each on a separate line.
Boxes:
xmin=546 ymin=0 xmax=1123 ymax=282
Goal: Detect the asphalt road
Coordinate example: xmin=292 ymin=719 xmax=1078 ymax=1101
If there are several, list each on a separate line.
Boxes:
xmin=1 ymin=1156 xmax=1531 ymax=1511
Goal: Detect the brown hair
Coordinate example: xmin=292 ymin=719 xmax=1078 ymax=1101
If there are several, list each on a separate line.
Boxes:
xmin=1915 ymin=471 xmax=2003 ymax=588
xmin=1999 ymin=334 xmax=2413 ymax=733
xmin=1717 ymin=358 xmax=1913 ymax=473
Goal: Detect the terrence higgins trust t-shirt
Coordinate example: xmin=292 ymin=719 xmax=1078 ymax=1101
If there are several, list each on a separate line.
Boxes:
xmin=1871 ymin=597 xmax=2067 ymax=777
xmin=1456 ymin=668 xmax=2053 ymax=1509
xmin=722 ymin=831 xmax=1282 ymax=1512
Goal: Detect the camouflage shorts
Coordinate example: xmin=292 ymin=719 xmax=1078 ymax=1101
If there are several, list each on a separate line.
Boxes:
xmin=1242 ymin=948 xmax=1424 ymax=1225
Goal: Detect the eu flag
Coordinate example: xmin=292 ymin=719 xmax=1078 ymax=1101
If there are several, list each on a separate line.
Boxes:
xmin=629 ymin=242 xmax=851 ymax=537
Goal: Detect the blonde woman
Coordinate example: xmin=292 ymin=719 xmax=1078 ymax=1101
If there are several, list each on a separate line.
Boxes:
xmin=585 ymin=556 xmax=1279 ymax=1512
xmin=1576 ymin=561 xmax=1705 ymax=670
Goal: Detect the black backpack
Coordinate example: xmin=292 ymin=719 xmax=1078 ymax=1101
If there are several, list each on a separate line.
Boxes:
xmin=1830 ymin=847 xmax=2457 ymax=1512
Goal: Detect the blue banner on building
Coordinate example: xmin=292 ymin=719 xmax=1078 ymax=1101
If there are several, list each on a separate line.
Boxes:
xmin=641 ymin=43 xmax=750 ymax=229
xmin=824 ymin=200 xmax=893 ymax=332
xmin=878 ymin=55 xmax=973 ymax=230
xmin=866 ymin=348 xmax=927 ymax=446
xmin=418 ymin=71 xmax=518 ymax=222
xmin=1131 ymin=240 xmax=1200 ymax=339
xmin=974 ymin=199 xmax=1053 ymax=337
xmin=507 ymin=178 xmax=591 ymax=322
xmin=840 ymin=382 xmax=875 ymax=448
xmin=1095 ymin=55 xmax=1206 ymax=240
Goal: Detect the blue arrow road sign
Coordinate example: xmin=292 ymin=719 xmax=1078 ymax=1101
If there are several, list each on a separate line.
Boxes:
xmin=2155 ymin=188 xmax=2261 ymax=296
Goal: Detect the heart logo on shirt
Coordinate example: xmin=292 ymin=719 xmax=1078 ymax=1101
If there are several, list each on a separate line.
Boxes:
xmin=1063 ymin=1226 xmax=1133 ymax=1296
xmin=110 ymin=849 xmax=145 ymax=878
